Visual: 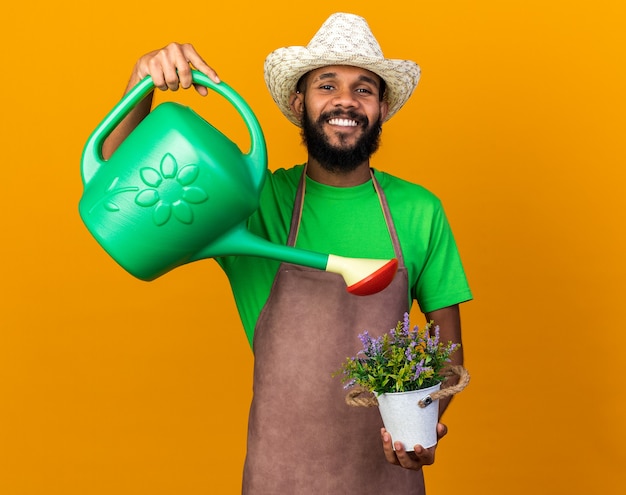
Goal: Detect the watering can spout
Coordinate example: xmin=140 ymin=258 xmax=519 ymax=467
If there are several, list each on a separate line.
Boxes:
xmin=191 ymin=224 xmax=398 ymax=296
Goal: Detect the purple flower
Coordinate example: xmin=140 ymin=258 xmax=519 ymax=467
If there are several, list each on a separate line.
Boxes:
xmin=343 ymin=379 xmax=356 ymax=390
xmin=337 ymin=312 xmax=461 ymax=395
xmin=412 ymin=359 xmax=425 ymax=381
xmin=446 ymin=342 xmax=460 ymax=359
xmin=358 ymin=331 xmax=383 ymax=357
xmin=426 ymin=325 xmax=441 ymax=353
xmin=358 ymin=331 xmax=372 ymax=349
xmin=371 ymin=335 xmax=383 ymax=355
xmin=405 ymin=340 xmax=417 ymax=361
xmin=401 ymin=312 xmax=411 ymax=337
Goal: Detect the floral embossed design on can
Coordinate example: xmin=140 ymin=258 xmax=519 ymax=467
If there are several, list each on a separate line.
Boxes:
xmin=135 ymin=152 xmax=209 ymax=226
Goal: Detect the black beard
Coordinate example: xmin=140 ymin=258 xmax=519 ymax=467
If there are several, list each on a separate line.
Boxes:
xmin=301 ymin=106 xmax=382 ymax=173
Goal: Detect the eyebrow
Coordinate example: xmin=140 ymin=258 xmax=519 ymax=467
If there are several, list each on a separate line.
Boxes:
xmin=315 ymin=72 xmax=380 ymax=88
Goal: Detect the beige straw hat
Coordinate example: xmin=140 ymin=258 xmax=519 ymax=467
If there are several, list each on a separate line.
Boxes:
xmin=264 ymin=12 xmax=421 ymax=127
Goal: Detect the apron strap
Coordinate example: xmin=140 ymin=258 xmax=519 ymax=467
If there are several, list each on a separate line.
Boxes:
xmin=287 ymin=167 xmax=405 ymax=266
xmin=371 ymin=170 xmax=405 ymax=266
xmin=286 ymin=166 xmax=307 ymax=248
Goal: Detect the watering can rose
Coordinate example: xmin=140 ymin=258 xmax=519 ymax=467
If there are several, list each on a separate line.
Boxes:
xmin=335 ymin=313 xmax=460 ymax=395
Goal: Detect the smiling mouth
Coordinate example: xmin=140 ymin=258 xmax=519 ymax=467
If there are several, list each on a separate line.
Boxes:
xmin=327 ymin=118 xmax=359 ymax=127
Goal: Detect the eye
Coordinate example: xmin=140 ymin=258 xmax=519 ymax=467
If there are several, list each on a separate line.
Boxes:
xmin=319 ymin=84 xmax=335 ymax=91
xmin=356 ymin=87 xmax=373 ymax=94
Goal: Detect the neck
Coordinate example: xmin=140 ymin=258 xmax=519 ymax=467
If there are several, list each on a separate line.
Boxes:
xmin=305 ymin=158 xmax=372 ymax=187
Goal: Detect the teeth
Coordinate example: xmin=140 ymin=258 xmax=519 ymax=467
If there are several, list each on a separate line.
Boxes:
xmin=328 ymin=118 xmax=358 ymax=127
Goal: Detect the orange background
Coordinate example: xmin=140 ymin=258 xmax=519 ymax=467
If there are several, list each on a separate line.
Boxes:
xmin=1 ymin=1 xmax=624 ymax=493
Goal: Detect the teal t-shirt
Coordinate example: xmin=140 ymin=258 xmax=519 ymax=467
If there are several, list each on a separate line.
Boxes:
xmin=217 ymin=165 xmax=472 ymax=346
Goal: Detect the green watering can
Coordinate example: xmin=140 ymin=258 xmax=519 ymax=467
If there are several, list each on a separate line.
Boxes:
xmin=79 ymin=70 xmax=397 ymax=295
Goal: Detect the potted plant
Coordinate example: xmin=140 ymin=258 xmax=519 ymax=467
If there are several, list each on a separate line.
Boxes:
xmin=335 ymin=312 xmax=469 ymax=450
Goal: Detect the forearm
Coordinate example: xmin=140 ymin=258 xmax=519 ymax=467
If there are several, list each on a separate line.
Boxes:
xmin=424 ymin=304 xmax=464 ymax=418
xmin=101 ymin=76 xmax=154 ymax=160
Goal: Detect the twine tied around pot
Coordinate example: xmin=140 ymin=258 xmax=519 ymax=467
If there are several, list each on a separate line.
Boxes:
xmin=344 ymin=365 xmax=470 ymax=409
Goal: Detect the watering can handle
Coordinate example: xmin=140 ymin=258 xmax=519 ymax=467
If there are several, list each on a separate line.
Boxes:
xmin=81 ymin=70 xmax=267 ymax=187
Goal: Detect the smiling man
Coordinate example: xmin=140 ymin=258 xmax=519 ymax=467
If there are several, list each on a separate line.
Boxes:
xmin=294 ymin=66 xmax=388 ymax=178
xmin=102 ymin=12 xmax=472 ymax=495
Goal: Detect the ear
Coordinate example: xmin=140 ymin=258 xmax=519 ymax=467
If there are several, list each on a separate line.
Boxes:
xmin=379 ymin=99 xmax=389 ymax=122
xmin=290 ymin=91 xmax=305 ymax=122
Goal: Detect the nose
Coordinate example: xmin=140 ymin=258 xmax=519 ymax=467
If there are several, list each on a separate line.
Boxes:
xmin=331 ymin=88 xmax=358 ymax=108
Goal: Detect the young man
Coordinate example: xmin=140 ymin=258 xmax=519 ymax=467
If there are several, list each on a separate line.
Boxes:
xmin=103 ymin=12 xmax=472 ymax=494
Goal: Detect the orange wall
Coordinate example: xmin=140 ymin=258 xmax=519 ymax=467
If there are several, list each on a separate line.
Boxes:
xmin=1 ymin=1 xmax=624 ymax=494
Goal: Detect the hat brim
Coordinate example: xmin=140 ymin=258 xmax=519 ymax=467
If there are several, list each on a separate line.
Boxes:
xmin=264 ymin=46 xmax=421 ymax=127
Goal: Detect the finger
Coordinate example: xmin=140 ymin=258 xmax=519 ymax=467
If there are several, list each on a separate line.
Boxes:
xmin=144 ymin=50 xmax=178 ymax=92
xmin=146 ymin=43 xmax=193 ymax=92
xmin=192 ymin=83 xmax=209 ymax=96
xmin=181 ymin=44 xmax=217 ymax=96
xmin=394 ymin=442 xmax=421 ymax=470
xmin=412 ymin=444 xmax=437 ymax=467
xmin=160 ymin=43 xmax=190 ymax=91
xmin=380 ymin=428 xmax=400 ymax=465
xmin=395 ymin=442 xmax=435 ymax=470
xmin=173 ymin=56 xmax=193 ymax=91
xmin=436 ymin=422 xmax=448 ymax=440
xmin=181 ymin=43 xmax=220 ymax=83
xmin=146 ymin=66 xmax=167 ymax=92
xmin=134 ymin=50 xmax=166 ymax=90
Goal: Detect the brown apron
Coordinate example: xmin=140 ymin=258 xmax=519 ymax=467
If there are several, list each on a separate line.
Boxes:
xmin=242 ymin=170 xmax=425 ymax=494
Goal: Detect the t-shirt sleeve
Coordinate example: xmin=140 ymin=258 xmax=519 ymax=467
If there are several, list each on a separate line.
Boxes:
xmin=412 ymin=201 xmax=472 ymax=313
